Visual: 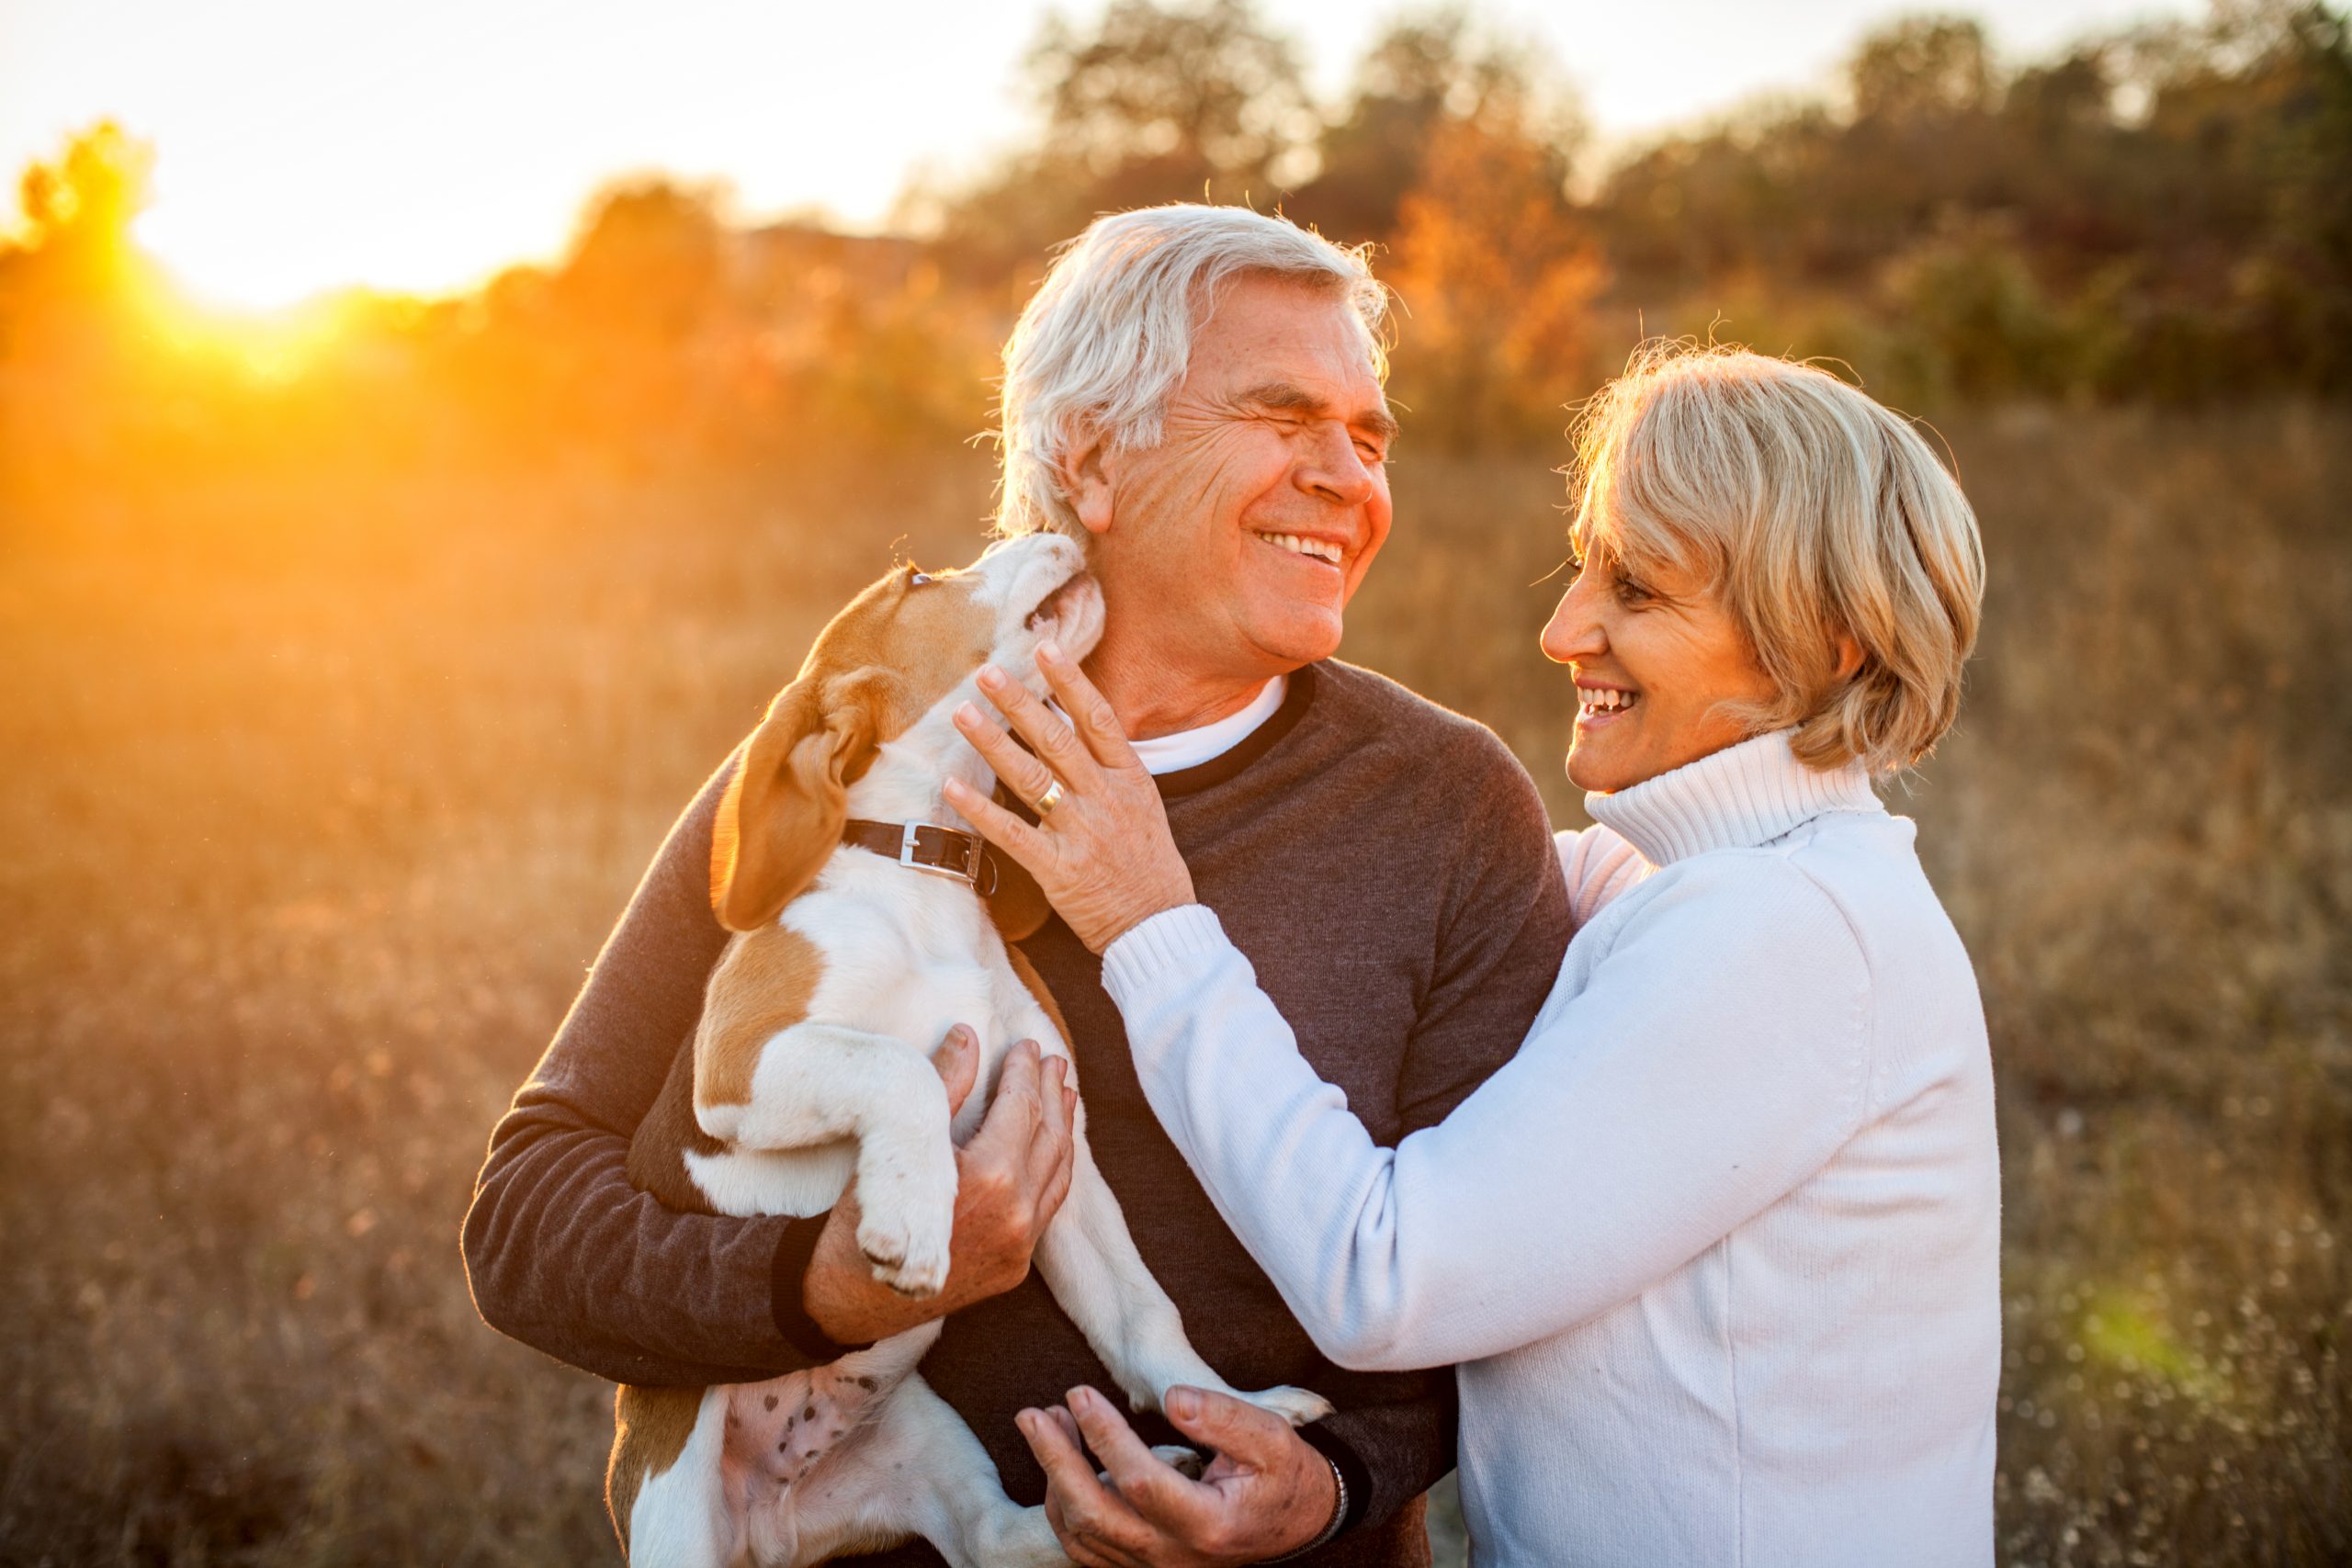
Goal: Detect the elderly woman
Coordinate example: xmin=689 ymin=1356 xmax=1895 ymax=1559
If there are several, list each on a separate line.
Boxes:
xmin=944 ymin=344 xmax=1998 ymax=1566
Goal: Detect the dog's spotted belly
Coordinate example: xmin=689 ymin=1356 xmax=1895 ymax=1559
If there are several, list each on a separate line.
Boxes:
xmin=718 ymin=1363 xmax=897 ymax=1525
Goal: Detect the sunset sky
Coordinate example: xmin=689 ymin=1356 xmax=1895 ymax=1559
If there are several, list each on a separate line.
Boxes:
xmin=1 ymin=0 xmax=2196 ymax=310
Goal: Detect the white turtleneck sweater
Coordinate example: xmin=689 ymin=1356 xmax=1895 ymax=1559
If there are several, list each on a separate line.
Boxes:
xmin=1102 ymin=730 xmax=2000 ymax=1567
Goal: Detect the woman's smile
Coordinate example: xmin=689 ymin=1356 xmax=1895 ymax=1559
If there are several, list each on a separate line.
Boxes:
xmin=1574 ymin=682 xmax=1641 ymax=729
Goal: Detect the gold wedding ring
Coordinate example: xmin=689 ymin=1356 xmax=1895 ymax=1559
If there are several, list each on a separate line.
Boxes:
xmin=1034 ymin=778 xmax=1066 ymax=818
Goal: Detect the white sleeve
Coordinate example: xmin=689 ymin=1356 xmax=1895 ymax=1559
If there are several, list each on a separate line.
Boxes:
xmin=1102 ymin=860 xmax=1873 ymax=1372
xmin=1556 ymin=825 xmax=1648 ymax=930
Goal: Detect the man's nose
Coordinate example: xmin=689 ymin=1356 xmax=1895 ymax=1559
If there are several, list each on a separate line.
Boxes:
xmin=1541 ymin=580 xmax=1604 ymax=665
xmin=1296 ymin=423 xmax=1375 ymax=508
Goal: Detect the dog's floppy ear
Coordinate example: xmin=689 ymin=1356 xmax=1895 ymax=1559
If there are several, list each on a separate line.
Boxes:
xmin=711 ymin=671 xmax=894 ymax=931
xmin=980 ymin=780 xmax=1055 ymax=942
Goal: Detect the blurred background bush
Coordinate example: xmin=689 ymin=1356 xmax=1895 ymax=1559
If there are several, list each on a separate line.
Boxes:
xmin=1 ymin=2 xmax=2346 ymax=1564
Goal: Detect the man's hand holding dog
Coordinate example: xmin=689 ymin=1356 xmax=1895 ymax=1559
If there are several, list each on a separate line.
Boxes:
xmin=1018 ymin=1383 xmax=1342 ymax=1566
xmin=804 ymin=1031 xmax=1077 ymax=1343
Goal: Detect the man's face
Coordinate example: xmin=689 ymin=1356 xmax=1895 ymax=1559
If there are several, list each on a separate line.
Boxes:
xmin=1084 ymin=275 xmax=1396 ymax=683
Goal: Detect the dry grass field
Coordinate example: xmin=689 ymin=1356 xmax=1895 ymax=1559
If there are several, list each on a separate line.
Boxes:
xmin=2 ymin=406 xmax=2347 ymax=1566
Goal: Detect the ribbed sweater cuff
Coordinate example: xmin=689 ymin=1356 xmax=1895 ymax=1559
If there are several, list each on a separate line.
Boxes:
xmin=1297 ymin=1420 xmax=1374 ymax=1537
xmin=1102 ymin=903 xmax=1234 ymax=1003
xmin=769 ymin=1214 xmax=875 ymax=1364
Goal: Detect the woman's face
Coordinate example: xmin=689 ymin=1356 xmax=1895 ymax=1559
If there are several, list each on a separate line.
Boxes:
xmin=1541 ymin=536 xmax=1778 ymax=795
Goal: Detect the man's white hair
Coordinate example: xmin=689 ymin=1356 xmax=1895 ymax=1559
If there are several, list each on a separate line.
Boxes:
xmin=993 ymin=204 xmax=1387 ymax=538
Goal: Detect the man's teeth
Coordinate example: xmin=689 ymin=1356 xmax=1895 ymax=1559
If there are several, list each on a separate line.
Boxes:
xmin=1256 ymin=532 xmax=1342 ymax=565
xmin=1580 ymin=688 xmax=1638 ymax=714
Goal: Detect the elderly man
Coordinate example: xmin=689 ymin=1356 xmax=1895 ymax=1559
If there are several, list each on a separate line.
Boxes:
xmin=462 ymin=205 xmax=1570 ymax=1565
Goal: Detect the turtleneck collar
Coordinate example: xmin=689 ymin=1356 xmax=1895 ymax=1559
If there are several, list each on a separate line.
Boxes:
xmin=1584 ymin=728 xmax=1882 ymax=867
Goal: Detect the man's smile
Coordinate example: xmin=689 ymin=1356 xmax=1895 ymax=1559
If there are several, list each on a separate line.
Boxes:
xmin=1250 ymin=530 xmax=1347 ymax=568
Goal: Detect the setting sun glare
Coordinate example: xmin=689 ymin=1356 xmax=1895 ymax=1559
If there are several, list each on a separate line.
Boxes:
xmin=3 ymin=0 xmax=2197 ymax=314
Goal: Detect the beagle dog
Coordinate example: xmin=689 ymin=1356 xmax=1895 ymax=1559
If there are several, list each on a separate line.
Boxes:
xmin=608 ymin=532 xmax=1330 ymax=1567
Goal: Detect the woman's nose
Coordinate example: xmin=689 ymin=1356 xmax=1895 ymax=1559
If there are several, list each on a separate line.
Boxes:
xmin=1541 ymin=581 xmax=1603 ymax=665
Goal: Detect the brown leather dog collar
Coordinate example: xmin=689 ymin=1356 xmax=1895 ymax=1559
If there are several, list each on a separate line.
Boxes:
xmin=840 ymin=818 xmax=998 ymax=895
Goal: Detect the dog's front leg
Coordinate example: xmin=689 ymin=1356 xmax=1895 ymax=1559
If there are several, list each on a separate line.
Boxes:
xmin=1035 ymin=1131 xmax=1334 ymax=1427
xmin=699 ymin=1022 xmax=958 ymax=1298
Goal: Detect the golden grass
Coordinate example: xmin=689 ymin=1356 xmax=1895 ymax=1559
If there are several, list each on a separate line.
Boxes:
xmin=1 ymin=408 xmax=2346 ymax=1565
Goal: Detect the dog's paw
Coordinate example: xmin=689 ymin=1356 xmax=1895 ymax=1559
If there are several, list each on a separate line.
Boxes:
xmin=1148 ymin=1444 xmax=1207 ymax=1480
xmin=1236 ymin=1384 xmax=1336 ymax=1427
xmin=856 ymin=1207 xmax=951 ymax=1299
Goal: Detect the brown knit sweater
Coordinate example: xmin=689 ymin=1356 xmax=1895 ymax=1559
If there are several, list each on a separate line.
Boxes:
xmin=462 ymin=660 xmax=1571 ymax=1564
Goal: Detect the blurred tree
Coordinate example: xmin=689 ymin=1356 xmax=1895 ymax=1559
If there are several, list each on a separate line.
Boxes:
xmin=1384 ymin=91 xmax=1605 ymax=450
xmin=0 ymin=122 xmax=175 ymax=481
xmin=1589 ymin=1 xmax=2352 ymax=403
xmin=933 ymin=0 xmax=1314 ymax=282
xmin=1294 ymin=8 xmax=1581 ymax=246
xmin=1585 ymin=101 xmax=1838 ymax=290
xmin=1028 ymin=0 xmax=1314 ymax=194
xmin=1879 ymin=216 xmax=2070 ymax=400
xmin=532 ymin=179 xmax=732 ymax=463
xmin=1849 ymin=15 xmax=1998 ymax=122
xmin=1 ymin=120 xmax=158 ymax=333
xmin=559 ymin=178 xmax=728 ymax=343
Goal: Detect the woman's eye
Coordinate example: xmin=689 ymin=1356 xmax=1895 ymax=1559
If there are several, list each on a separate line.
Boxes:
xmin=1614 ymin=574 xmax=1655 ymax=605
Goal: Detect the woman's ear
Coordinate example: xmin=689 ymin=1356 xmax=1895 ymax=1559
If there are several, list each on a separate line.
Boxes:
xmin=1832 ymin=632 xmax=1865 ymax=682
xmin=1056 ymin=423 xmax=1116 ymax=537
xmin=979 ymin=781 xmax=1055 ymax=942
xmin=709 ymin=671 xmax=891 ymax=931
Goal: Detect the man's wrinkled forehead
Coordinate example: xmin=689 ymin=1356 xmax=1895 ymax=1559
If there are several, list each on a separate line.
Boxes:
xmin=1195 ymin=268 xmax=1384 ymax=361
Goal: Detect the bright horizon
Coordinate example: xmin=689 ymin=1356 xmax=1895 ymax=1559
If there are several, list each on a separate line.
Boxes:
xmin=2 ymin=0 xmax=2197 ymax=311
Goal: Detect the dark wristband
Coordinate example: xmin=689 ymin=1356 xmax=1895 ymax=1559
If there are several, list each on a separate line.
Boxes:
xmin=769 ymin=1213 xmax=875 ymax=1362
xmin=1296 ymin=1419 xmax=1372 ymax=1537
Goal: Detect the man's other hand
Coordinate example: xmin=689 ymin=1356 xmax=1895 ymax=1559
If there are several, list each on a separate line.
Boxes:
xmin=1019 ymin=1383 xmax=1341 ymax=1566
xmin=804 ymin=1031 xmax=1076 ymax=1344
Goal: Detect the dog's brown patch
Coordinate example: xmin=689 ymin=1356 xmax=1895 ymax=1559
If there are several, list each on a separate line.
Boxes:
xmin=695 ymin=922 xmax=826 ymax=1111
xmin=606 ymin=1383 xmax=707 ymax=1550
xmin=628 ymin=1032 xmax=727 ymax=1215
xmin=711 ymin=564 xmax=1003 ymax=931
xmin=1005 ymin=943 xmax=1074 ymax=1058
xmin=710 ymin=672 xmax=876 ymax=933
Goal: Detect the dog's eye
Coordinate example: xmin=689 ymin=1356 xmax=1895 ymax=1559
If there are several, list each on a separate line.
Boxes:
xmin=909 ymin=570 xmax=933 ymax=587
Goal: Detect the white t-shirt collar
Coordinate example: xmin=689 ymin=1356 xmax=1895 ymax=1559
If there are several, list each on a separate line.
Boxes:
xmin=1127 ymin=675 xmax=1289 ymax=776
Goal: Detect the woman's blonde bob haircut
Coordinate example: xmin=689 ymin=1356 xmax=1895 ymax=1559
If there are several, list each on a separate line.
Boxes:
xmin=1568 ymin=342 xmax=1985 ymax=777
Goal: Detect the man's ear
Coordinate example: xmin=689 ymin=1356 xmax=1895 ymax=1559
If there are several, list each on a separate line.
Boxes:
xmin=710 ymin=671 xmax=893 ymax=931
xmin=980 ymin=781 xmax=1055 ymax=942
xmin=1056 ymin=423 xmax=1116 ymax=537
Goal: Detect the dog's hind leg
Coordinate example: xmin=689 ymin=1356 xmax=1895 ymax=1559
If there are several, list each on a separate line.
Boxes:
xmin=1035 ymin=1133 xmax=1335 ymax=1428
xmin=612 ymin=1384 xmax=742 ymax=1567
xmin=778 ymin=1374 xmax=1070 ymax=1568
xmin=695 ymin=1021 xmax=959 ymax=1298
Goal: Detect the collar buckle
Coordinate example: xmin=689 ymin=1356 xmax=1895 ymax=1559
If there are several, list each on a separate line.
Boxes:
xmin=847 ymin=818 xmax=995 ymax=896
